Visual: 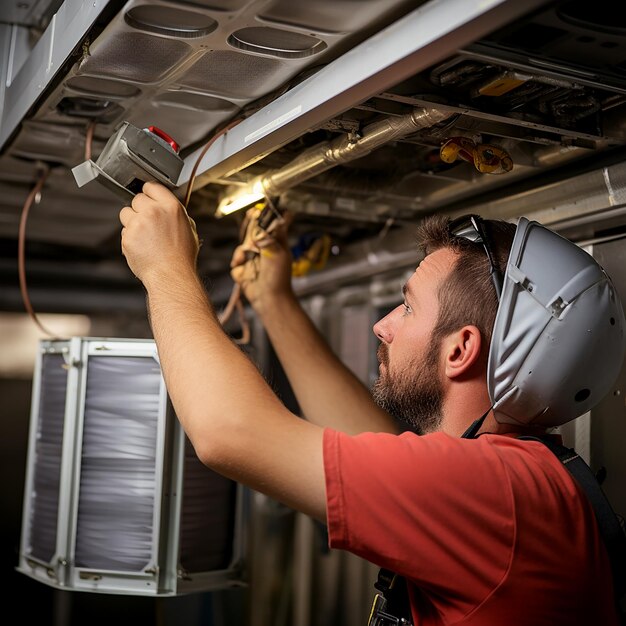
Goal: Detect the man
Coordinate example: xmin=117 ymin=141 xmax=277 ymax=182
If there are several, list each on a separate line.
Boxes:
xmin=120 ymin=181 xmax=624 ymax=625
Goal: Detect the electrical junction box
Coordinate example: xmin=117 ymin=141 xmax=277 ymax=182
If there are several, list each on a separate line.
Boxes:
xmin=17 ymin=337 xmax=247 ymax=596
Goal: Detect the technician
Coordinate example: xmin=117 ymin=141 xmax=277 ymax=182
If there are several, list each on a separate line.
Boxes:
xmin=120 ymin=181 xmax=625 ymax=625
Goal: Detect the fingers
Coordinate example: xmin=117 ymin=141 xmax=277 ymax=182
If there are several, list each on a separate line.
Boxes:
xmin=231 ymin=244 xmax=247 ymax=269
xmin=128 ymin=182 xmax=183 ymax=216
xmin=230 ymin=263 xmax=244 ymax=284
xmin=119 ymin=205 xmax=135 ymax=226
xmin=271 ymin=210 xmax=293 ymax=245
xmin=141 ymin=180 xmax=178 ymax=202
xmin=230 ymin=258 xmax=257 ymax=287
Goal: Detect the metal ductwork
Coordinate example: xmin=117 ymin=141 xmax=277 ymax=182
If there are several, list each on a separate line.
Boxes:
xmin=3 ymin=0 xmax=626 ymax=304
xmin=264 ymin=108 xmax=454 ymax=196
xmin=217 ymin=107 xmax=454 ymax=215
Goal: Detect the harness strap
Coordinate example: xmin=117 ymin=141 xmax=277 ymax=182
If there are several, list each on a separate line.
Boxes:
xmin=368 ymin=569 xmax=412 ymax=626
xmin=519 ymin=435 xmax=626 ymax=623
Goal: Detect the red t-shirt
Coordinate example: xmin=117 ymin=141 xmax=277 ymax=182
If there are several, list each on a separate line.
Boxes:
xmin=323 ymin=428 xmax=618 ymax=625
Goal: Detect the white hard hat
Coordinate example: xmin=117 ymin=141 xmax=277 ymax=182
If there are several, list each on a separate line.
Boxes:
xmin=488 ymin=217 xmax=626 ymax=427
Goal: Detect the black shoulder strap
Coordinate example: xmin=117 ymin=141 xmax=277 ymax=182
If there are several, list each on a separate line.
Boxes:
xmin=519 ymin=435 xmax=626 ymax=622
xmin=368 ymin=568 xmax=413 ymax=625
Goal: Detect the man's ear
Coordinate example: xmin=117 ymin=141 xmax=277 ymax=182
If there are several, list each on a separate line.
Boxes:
xmin=442 ymin=325 xmax=483 ymax=380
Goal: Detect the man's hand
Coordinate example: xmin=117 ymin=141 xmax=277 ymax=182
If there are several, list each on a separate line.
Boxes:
xmin=119 ymin=181 xmax=199 ymax=287
xmin=230 ymin=208 xmax=294 ymax=313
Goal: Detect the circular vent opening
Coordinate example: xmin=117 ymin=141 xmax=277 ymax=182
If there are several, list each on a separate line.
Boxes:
xmin=228 ymin=27 xmax=326 ymax=59
xmin=558 ymin=1 xmax=626 ymax=35
xmin=125 ymin=5 xmax=218 ymax=38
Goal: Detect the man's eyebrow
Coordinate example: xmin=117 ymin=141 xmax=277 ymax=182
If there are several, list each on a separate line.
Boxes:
xmin=402 ymin=283 xmax=409 ymax=299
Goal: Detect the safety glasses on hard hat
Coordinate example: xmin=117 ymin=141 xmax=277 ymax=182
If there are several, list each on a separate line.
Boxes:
xmin=448 ymin=214 xmax=503 ymax=300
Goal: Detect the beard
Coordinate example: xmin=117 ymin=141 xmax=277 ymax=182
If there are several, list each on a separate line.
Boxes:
xmin=371 ymin=337 xmax=444 ymax=435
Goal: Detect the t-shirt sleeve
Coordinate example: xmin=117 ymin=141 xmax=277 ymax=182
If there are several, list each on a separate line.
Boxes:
xmin=323 ymin=427 xmax=515 ymax=610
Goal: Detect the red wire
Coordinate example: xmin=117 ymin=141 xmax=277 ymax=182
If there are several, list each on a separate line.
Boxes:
xmin=84 ymin=120 xmax=96 ymax=161
xmin=184 ymin=117 xmax=252 ymax=343
xmin=18 ymin=167 xmax=58 ymax=337
xmin=183 ymin=117 xmax=243 ymax=209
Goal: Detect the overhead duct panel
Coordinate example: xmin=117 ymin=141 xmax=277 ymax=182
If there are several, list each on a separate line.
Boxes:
xmin=18 ymin=337 xmax=247 ymax=595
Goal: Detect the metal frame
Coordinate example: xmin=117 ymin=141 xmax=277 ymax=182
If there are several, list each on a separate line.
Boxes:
xmin=163 ymin=403 xmax=248 ymax=595
xmin=17 ymin=340 xmax=73 ymax=589
xmin=69 ymin=338 xmax=165 ymax=594
xmin=179 ymin=0 xmax=552 ymax=191
xmin=0 ymin=0 xmax=116 ymax=150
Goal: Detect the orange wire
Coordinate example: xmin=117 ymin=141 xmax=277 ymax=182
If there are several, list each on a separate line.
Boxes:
xmin=233 ymin=297 xmax=250 ymax=345
xmin=18 ymin=167 xmax=58 ymax=337
xmin=18 ymin=120 xmax=96 ymax=338
xmin=184 ymin=117 xmax=252 ymax=342
xmin=218 ymin=282 xmax=241 ymax=326
xmin=84 ymin=119 xmax=96 ymax=161
xmin=183 ymin=116 xmax=244 ymax=210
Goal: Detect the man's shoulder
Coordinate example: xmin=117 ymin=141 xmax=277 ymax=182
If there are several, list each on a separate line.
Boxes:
xmin=329 ymin=428 xmax=568 ymax=479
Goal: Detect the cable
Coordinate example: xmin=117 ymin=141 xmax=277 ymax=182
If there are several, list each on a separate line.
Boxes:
xmin=18 ymin=119 xmax=99 ymax=338
xmin=18 ymin=166 xmax=59 ymax=337
xmin=217 ymin=200 xmax=282 ymax=344
xmin=218 ymin=282 xmax=242 ymax=326
xmin=84 ymin=119 xmax=96 ymax=161
xmin=182 ymin=116 xmax=253 ymax=342
xmin=183 ymin=117 xmax=244 ymax=210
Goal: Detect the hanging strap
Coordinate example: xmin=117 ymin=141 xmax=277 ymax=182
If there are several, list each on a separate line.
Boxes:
xmin=460 ymin=406 xmax=491 ymax=440
xmin=519 ymin=435 xmax=626 ymax=623
xmin=368 ymin=568 xmax=413 ymax=626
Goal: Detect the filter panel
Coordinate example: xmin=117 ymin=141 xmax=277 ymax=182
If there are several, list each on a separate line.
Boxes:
xmin=28 ymin=353 xmax=67 ymax=564
xmin=74 ymin=356 xmax=161 ymax=572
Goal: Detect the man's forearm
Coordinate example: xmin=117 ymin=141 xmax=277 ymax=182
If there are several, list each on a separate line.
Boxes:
xmin=256 ymin=291 xmax=398 ymax=435
xmin=143 ymin=269 xmax=327 ymax=519
xmin=145 ymin=269 xmax=282 ymax=454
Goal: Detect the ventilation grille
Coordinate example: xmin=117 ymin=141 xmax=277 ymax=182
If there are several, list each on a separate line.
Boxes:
xmin=28 ymin=353 xmax=67 ymax=563
xmin=179 ymin=51 xmax=284 ymax=98
xmin=180 ymin=437 xmax=236 ymax=573
xmin=75 ymin=356 xmax=160 ymax=572
xmin=79 ymin=33 xmax=191 ymax=83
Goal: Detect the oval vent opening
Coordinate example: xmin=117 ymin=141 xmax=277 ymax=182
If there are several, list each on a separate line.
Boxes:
xmin=125 ymin=5 xmax=218 ymax=38
xmin=228 ymin=27 xmax=326 ymax=59
xmin=574 ymin=388 xmax=591 ymax=403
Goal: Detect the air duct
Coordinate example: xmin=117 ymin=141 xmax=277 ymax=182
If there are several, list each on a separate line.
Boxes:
xmin=216 ymin=107 xmax=454 ymax=215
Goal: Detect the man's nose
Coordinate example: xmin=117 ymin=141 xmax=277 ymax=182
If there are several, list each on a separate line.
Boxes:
xmin=373 ymin=307 xmax=398 ymax=343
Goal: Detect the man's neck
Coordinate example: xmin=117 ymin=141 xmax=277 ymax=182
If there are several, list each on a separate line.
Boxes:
xmin=479 ymin=414 xmax=546 ymax=437
xmin=439 ymin=409 xmax=549 ymax=439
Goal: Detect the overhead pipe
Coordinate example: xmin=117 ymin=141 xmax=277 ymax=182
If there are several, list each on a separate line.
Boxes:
xmin=216 ymin=107 xmax=455 ymax=215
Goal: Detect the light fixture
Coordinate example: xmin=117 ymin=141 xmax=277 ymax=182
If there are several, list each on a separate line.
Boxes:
xmin=215 ymin=179 xmax=265 ymax=217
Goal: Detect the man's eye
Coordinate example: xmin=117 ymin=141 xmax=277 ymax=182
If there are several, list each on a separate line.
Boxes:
xmin=402 ymin=302 xmax=411 ymax=315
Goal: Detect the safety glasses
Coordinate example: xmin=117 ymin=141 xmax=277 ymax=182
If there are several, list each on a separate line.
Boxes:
xmin=448 ymin=214 xmax=503 ymax=300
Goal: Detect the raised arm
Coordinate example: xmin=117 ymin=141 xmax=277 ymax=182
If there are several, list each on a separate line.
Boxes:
xmin=119 ymin=182 xmax=327 ymax=521
xmin=230 ymin=212 xmax=398 ymax=435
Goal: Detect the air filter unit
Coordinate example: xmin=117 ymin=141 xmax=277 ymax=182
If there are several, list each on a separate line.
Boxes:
xmin=17 ymin=337 xmax=247 ymax=596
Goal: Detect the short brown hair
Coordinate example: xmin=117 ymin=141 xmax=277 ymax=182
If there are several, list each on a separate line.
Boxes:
xmin=416 ymin=214 xmax=516 ymax=347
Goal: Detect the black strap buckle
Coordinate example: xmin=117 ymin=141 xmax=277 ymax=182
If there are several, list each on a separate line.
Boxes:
xmin=368 ymin=593 xmax=412 ymax=626
xmin=368 ymin=569 xmax=413 ymax=626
